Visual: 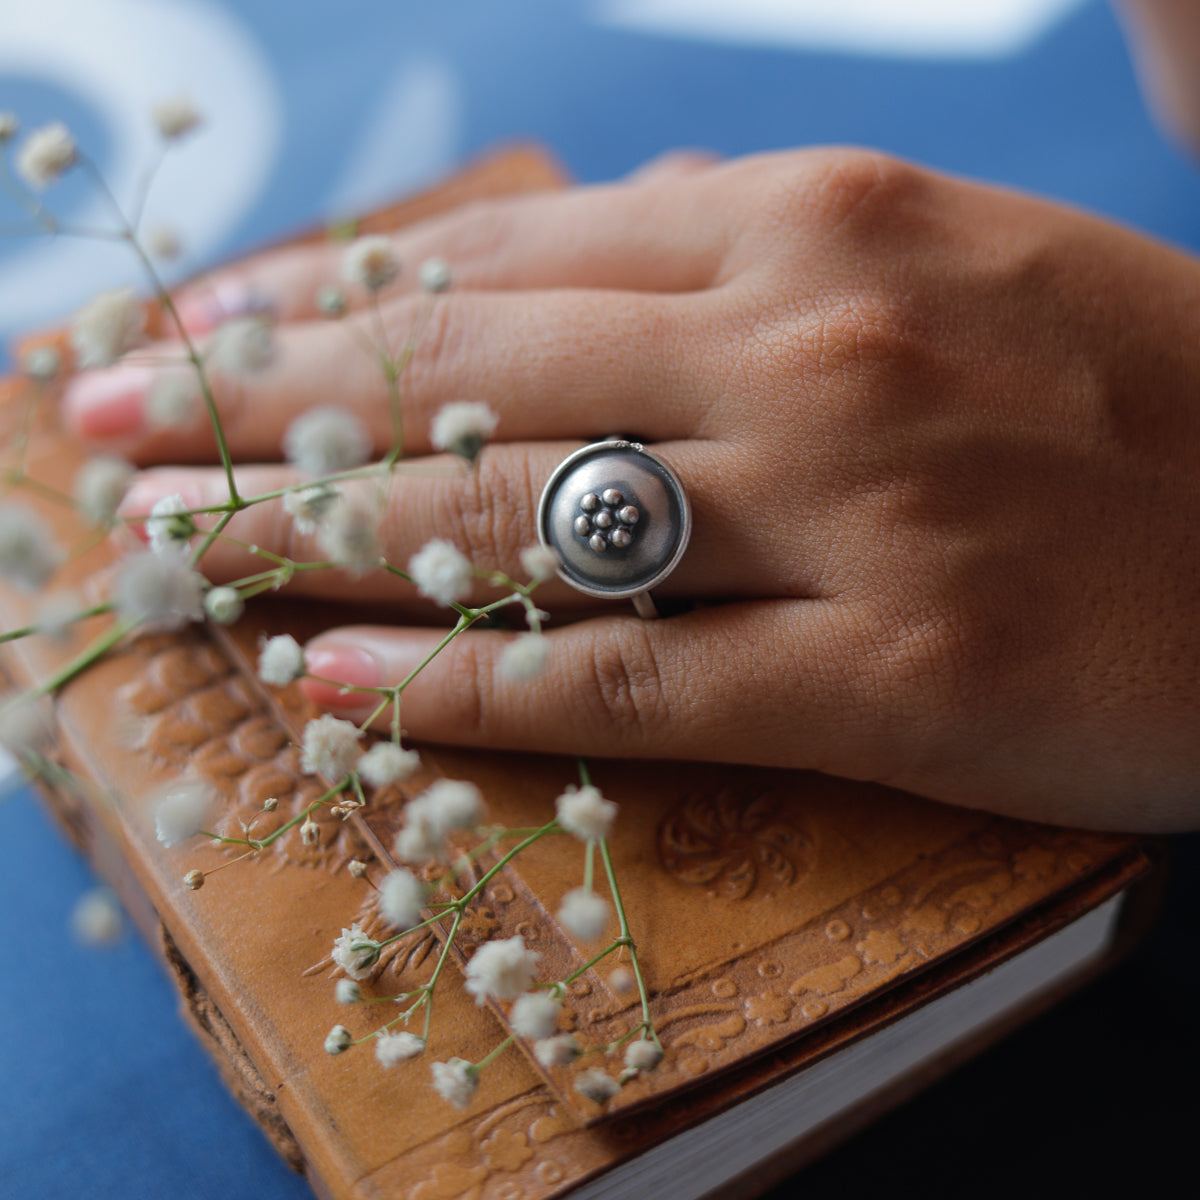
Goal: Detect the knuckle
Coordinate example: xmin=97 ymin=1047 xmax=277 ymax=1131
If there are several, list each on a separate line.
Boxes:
xmin=426 ymin=199 xmax=520 ymax=266
xmin=581 ymin=623 xmax=670 ymax=744
xmin=806 ymin=149 xmax=925 ymax=234
xmin=428 ymin=453 xmax=537 ymax=572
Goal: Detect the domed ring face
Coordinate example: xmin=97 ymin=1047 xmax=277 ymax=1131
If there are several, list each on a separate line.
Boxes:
xmin=536 ymin=440 xmax=691 ymax=601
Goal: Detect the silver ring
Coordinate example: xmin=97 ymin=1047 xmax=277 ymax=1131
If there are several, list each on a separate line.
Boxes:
xmin=536 ymin=439 xmax=692 ymax=618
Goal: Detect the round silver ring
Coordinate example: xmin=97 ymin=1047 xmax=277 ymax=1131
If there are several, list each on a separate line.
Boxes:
xmin=536 ymin=439 xmax=692 ymax=617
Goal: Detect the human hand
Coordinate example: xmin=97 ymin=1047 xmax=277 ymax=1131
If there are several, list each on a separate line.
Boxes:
xmin=63 ymin=148 xmax=1200 ymax=831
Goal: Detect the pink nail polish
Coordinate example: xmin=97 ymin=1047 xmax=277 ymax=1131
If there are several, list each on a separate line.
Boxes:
xmin=62 ymin=364 xmax=153 ymax=440
xmin=303 ymin=644 xmax=381 ymax=708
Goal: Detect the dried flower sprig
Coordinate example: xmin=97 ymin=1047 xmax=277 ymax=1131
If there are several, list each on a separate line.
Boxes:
xmin=0 ymin=106 xmax=659 ymax=1113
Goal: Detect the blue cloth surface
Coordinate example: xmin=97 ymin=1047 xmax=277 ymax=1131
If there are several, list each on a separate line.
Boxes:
xmin=1 ymin=1 xmax=1198 ymax=1197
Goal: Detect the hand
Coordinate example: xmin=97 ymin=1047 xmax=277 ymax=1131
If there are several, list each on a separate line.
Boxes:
xmin=64 ymin=148 xmax=1200 ymax=831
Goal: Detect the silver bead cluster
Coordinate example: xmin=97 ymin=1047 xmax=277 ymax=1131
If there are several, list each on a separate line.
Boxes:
xmin=573 ymin=488 xmax=640 ymax=554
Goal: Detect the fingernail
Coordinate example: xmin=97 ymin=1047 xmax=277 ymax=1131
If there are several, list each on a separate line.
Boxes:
xmin=63 ymin=363 xmax=152 ymax=440
xmin=173 ymin=280 xmax=271 ymax=337
xmin=303 ymin=642 xmax=383 ymax=709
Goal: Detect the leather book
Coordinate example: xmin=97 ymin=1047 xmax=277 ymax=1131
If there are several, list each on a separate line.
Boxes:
xmin=0 ymin=147 xmax=1155 ymax=1200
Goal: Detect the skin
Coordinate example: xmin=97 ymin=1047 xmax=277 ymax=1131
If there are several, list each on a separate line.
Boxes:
xmin=63 ymin=147 xmax=1200 ymax=832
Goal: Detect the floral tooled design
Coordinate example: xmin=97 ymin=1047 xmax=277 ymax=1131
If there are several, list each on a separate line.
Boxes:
xmin=657 ymin=788 xmax=812 ymax=899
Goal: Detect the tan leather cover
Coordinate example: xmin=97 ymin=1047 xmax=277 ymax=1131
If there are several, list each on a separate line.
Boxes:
xmin=0 ymin=147 xmax=1151 ymax=1199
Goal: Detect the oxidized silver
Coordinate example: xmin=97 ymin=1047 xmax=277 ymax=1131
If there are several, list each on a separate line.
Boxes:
xmin=536 ymin=439 xmax=691 ymax=616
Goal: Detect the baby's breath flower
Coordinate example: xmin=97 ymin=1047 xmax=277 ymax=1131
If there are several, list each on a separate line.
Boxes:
xmin=147 ymin=494 xmax=196 ymax=556
xmin=203 ymin=586 xmax=243 ymax=626
xmin=358 ymin=741 xmax=420 ymax=788
xmin=431 ymin=1058 xmax=478 ymax=1109
xmin=534 ymin=1033 xmax=581 ymax=1068
xmin=331 ymin=923 xmax=381 ymax=980
xmin=574 ymin=1068 xmax=621 ymax=1105
xmin=511 ymin=992 xmax=562 ymax=1041
xmin=283 ymin=407 xmax=371 ymax=476
xmin=429 ymin=401 xmax=498 ymax=463
xmin=608 ymin=966 xmax=635 ymax=994
xmin=379 ymin=868 xmax=425 ymax=929
xmin=315 ymin=490 xmax=382 ymax=575
xmin=409 ymin=538 xmax=473 ymax=606
xmin=262 ymin=797 xmax=278 ymax=812
xmin=70 ymin=888 xmax=123 ymax=947
xmin=15 ymin=121 xmax=76 ymax=188
xmin=145 ymin=371 xmax=199 ymax=430
xmin=0 ymin=693 xmax=52 ymax=754
xmin=393 ymin=779 xmax=486 ymax=863
xmin=300 ymin=817 xmax=320 ymax=846
xmin=0 ymin=112 xmax=18 ymax=143
xmin=499 ymin=633 xmax=549 ymax=681
xmin=520 ymin=543 xmax=559 ymax=582
xmin=348 ymin=859 xmax=369 ymax=879
xmin=464 ymin=934 xmax=540 ymax=1005
xmin=209 ymin=316 xmax=274 ymax=376
xmin=335 ymin=979 xmax=361 ymax=1004
xmin=74 ymin=456 xmax=134 ymax=525
xmin=375 ymin=1031 xmax=424 ymax=1067
xmin=393 ymin=809 xmax=446 ymax=865
xmin=624 ymin=1039 xmax=663 ymax=1072
xmin=153 ymin=781 xmax=213 ymax=847
xmin=324 ymin=1025 xmax=353 ymax=1055
xmin=184 ymin=869 xmax=205 ymax=891
xmin=113 ymin=548 xmax=206 ymax=629
xmin=0 ymin=503 xmax=63 ymax=590
xmin=342 ymin=235 xmax=399 ymax=292
xmin=557 ymin=887 xmax=611 ymax=941
xmin=70 ymin=288 xmax=145 ymax=368
xmin=35 ymin=591 xmax=82 ymax=643
xmin=21 ymin=343 xmax=60 ymax=382
xmin=315 ymin=285 xmax=346 ymax=317
xmin=258 ymin=634 xmax=306 ymax=686
xmin=283 ymin=483 xmax=341 ymax=535
xmin=146 ymin=223 xmax=182 ymax=260
xmin=418 ymin=256 xmax=452 ymax=294
xmin=152 ymin=94 xmax=202 ymax=140
xmin=301 ymin=713 xmax=362 ymax=779
xmin=556 ymin=784 xmax=617 ymax=843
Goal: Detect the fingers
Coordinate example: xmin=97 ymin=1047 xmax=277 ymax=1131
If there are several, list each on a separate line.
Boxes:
xmin=62 ymin=287 xmax=705 ymax=464
xmin=118 ymin=438 xmax=793 ymax=606
xmin=170 ymin=170 xmax=732 ymax=335
xmin=297 ymin=600 xmax=889 ymax=773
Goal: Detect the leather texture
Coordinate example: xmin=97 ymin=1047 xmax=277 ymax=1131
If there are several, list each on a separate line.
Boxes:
xmin=0 ymin=147 xmax=1151 ymax=1200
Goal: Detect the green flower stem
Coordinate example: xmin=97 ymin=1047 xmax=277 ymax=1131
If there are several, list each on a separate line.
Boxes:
xmin=33 ymin=617 xmax=135 ymax=698
xmin=421 ymin=906 xmax=462 ymax=1041
xmin=472 ymin=1035 xmax=515 ymax=1072
xmin=600 ymin=836 xmax=658 ymax=1047
xmin=2 ymin=468 xmax=77 ymax=508
xmin=189 ymin=506 xmax=237 ymax=569
xmin=79 ymin=155 xmax=242 ymax=508
xmin=584 ymin=839 xmax=595 ymax=893
xmin=560 ymin=936 xmax=632 ymax=988
xmin=0 ymin=602 xmax=112 ymax=645
xmin=204 ymin=780 xmax=347 ymax=851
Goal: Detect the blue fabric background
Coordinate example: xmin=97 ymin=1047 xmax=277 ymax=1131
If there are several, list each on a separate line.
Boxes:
xmin=1 ymin=1 xmax=1197 ymax=1196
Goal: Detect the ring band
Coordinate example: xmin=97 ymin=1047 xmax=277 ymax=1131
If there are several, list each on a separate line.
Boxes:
xmin=536 ymin=439 xmax=692 ymax=618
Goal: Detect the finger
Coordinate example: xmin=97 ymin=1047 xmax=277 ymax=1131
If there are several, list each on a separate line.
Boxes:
xmin=169 ymin=173 xmax=735 ymax=335
xmin=296 ymin=600 xmax=894 ymax=776
xmin=623 ymin=149 xmax=722 ymax=184
xmin=117 ymin=437 xmax=801 ymax=606
xmin=61 ymin=287 xmax=704 ymax=462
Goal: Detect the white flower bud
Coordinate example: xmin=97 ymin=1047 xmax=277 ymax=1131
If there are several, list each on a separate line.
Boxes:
xmin=315 ymin=285 xmax=346 ymax=316
xmin=557 ymin=887 xmax=611 ymax=941
xmin=463 ymin=934 xmax=539 ymax=1004
xmin=324 ymin=1025 xmax=353 ymax=1054
xmin=283 ymin=407 xmax=371 ymax=475
xmin=331 ymin=923 xmax=381 ymax=980
xmin=418 ymin=256 xmax=452 ymax=293
xmin=203 ymin=586 xmax=243 ymax=626
xmin=258 ymin=634 xmax=306 ymax=686
xmin=358 ymin=742 xmax=420 ymax=789
xmin=152 ymin=94 xmax=202 ymax=140
xmin=70 ymin=288 xmax=145 ymax=368
xmin=624 ymin=1038 xmax=663 ymax=1072
xmin=379 ymin=868 xmax=425 ymax=930
xmin=335 ymin=979 xmax=361 ymax=1004
xmin=511 ymin=992 xmax=562 ymax=1041
xmin=300 ymin=817 xmax=320 ymax=846
xmin=499 ymin=633 xmax=550 ymax=681
xmin=409 ymin=538 xmax=473 ymax=607
xmin=300 ymin=714 xmax=362 ymax=780
xmin=70 ymin=888 xmax=123 ymax=947
xmin=429 ymin=401 xmax=498 ymax=463
xmin=21 ymin=344 xmax=60 ymax=382
xmin=574 ymin=1067 xmax=621 ymax=1105
xmin=374 ymin=1031 xmax=424 ymax=1067
xmin=342 ymin=236 xmax=399 ymax=291
xmin=555 ymin=785 xmax=617 ymax=843
xmin=520 ymin=544 xmax=559 ymax=582
xmin=183 ymin=869 xmax=205 ymax=891
xmin=431 ymin=1058 xmax=478 ymax=1108
xmin=16 ymin=121 xmax=76 ymax=189
xmin=533 ymin=1034 xmax=581 ymax=1068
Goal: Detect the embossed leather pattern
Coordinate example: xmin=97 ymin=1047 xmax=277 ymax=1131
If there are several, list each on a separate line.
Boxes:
xmin=0 ymin=149 xmax=1151 ymax=1199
